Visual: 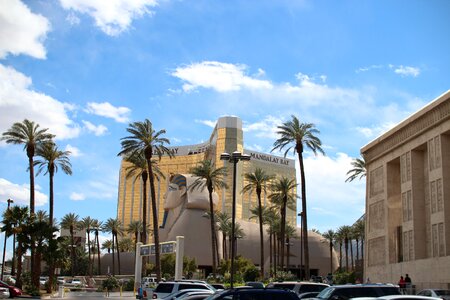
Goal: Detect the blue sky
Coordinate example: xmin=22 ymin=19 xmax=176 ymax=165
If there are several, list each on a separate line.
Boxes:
xmin=1 ymin=0 xmax=449 ymax=251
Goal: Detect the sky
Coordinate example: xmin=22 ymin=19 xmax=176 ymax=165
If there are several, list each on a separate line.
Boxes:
xmin=1 ymin=0 xmax=450 ymax=255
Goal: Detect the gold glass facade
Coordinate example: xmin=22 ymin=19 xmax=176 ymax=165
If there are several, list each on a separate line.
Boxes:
xmin=117 ymin=116 xmax=297 ymax=235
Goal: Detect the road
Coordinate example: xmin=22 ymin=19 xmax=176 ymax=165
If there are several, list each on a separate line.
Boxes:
xmin=47 ymin=290 xmax=136 ymax=300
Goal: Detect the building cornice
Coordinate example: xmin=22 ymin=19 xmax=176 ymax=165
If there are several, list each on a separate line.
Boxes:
xmin=362 ymin=90 xmax=450 ymax=163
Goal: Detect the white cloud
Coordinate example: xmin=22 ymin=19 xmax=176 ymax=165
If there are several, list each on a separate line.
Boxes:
xmin=85 ymin=102 xmax=130 ymax=123
xmin=195 ymin=119 xmax=216 ymax=128
xmin=0 ymin=64 xmax=81 ymax=141
xmin=0 ymin=178 xmax=48 ymax=207
xmin=66 ymin=12 xmax=80 ymax=25
xmin=0 ymin=0 xmax=50 ymax=59
xmin=243 ymin=115 xmax=284 ymax=140
xmin=65 ymin=144 xmax=82 ymax=157
xmin=394 ymin=65 xmax=420 ymax=77
xmin=59 ymin=0 xmax=159 ymax=36
xmin=356 ymin=121 xmax=396 ymax=139
xmin=301 ymin=152 xmax=366 ymax=231
xmin=82 ymin=120 xmax=108 ymax=136
xmin=70 ymin=192 xmax=85 ymax=201
xmin=172 ymin=61 xmax=273 ymax=92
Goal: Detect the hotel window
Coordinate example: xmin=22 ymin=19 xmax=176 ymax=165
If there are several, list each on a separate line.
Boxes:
xmin=435 ymin=136 xmax=441 ymax=168
xmin=429 ymin=135 xmax=442 ymax=171
xmin=403 ymin=230 xmax=414 ymax=261
xmin=439 ymin=223 xmax=445 ymax=257
xmin=408 ymin=230 xmax=414 ymax=261
xmin=430 ymin=181 xmax=437 ymax=214
xmin=437 ymin=179 xmax=443 ymax=212
xmin=432 ymin=224 xmax=439 ymax=257
xmin=402 ymin=190 xmax=412 ymax=222
xmin=401 ymin=152 xmax=411 ymax=183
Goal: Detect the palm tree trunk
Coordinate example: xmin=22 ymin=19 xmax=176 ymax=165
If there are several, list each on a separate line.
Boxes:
xmin=280 ymin=199 xmax=287 ymax=271
xmin=116 ymin=233 xmax=121 ymax=275
xmin=350 ymin=239 xmax=354 ymax=271
xmin=16 ymin=245 xmax=23 ymax=289
xmin=207 ymin=190 xmax=217 ymax=275
xmin=87 ymin=231 xmax=92 ymax=277
xmin=112 ymin=235 xmax=116 ymax=275
xmin=355 ymin=239 xmax=360 ymax=264
xmin=70 ymin=229 xmax=75 ymax=276
xmin=222 ymin=233 xmax=227 ymax=260
xmin=339 ymin=243 xmax=342 ymax=271
xmin=257 ymin=191 xmax=265 ymax=278
xmin=147 ymin=158 xmax=161 ymax=282
xmin=329 ymin=242 xmax=333 ymax=274
xmin=345 ymin=238 xmax=349 ymax=272
xmin=96 ymin=231 xmax=101 ymax=275
xmin=28 ymin=153 xmax=38 ymax=288
xmin=298 ymin=152 xmax=310 ymax=279
xmin=142 ymin=174 xmax=148 ymax=245
xmin=269 ymin=232 xmax=273 ymax=277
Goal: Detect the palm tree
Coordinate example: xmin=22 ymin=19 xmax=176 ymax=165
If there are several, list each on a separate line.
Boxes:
xmin=102 ymin=239 xmax=113 ymax=253
xmin=242 ymin=168 xmax=274 ymax=278
xmin=2 ymin=205 xmax=29 ymax=288
xmin=353 ymin=218 xmax=365 ymax=263
xmin=79 ymin=217 xmax=95 ymax=277
xmin=124 ymin=152 xmax=164 ymax=244
xmin=321 ymin=229 xmax=336 ymax=274
xmin=127 ymin=220 xmax=144 ymax=245
xmin=60 ymin=213 xmax=79 ymax=276
xmin=215 ymin=212 xmax=231 ymax=260
xmin=263 ymin=207 xmax=279 ymax=276
xmin=335 ymin=229 xmax=344 ymax=271
xmin=102 ymin=218 xmax=124 ymax=275
xmin=2 ymin=119 xmax=54 ymax=287
xmin=92 ymin=219 xmax=102 ymax=274
xmin=119 ymin=237 xmax=134 ymax=252
xmin=189 ymin=160 xmax=228 ymax=275
xmin=272 ymin=115 xmax=324 ymax=278
xmin=269 ymin=177 xmax=297 ymax=271
xmin=338 ymin=225 xmax=351 ymax=272
xmin=285 ymin=224 xmax=298 ymax=271
xmin=34 ymin=141 xmax=72 ymax=226
xmin=346 ymin=156 xmax=366 ymax=182
xmin=118 ymin=119 xmax=172 ymax=281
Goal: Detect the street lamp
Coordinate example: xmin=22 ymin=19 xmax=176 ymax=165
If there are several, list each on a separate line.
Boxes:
xmin=298 ymin=211 xmax=303 ymax=280
xmin=220 ymin=151 xmax=250 ymax=288
xmin=1 ymin=198 xmax=13 ymax=281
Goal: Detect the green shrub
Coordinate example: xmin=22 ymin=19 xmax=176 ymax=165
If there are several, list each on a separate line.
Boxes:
xmin=243 ymin=266 xmax=260 ymax=282
xmin=102 ymin=276 xmax=119 ymax=291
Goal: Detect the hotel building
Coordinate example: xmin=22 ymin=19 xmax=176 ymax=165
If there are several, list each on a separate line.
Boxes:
xmin=362 ymin=90 xmax=450 ymax=289
xmin=117 ymin=116 xmax=297 ymax=236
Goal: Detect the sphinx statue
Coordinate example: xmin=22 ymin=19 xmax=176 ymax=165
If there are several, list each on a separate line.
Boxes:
xmin=159 ymin=174 xmax=219 ymax=267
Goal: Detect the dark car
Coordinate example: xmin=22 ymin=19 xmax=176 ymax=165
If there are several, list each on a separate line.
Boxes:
xmin=312 ymin=284 xmax=401 ymax=300
xmin=0 ymin=281 xmax=22 ymax=298
xmin=205 ymin=287 xmax=300 ymax=300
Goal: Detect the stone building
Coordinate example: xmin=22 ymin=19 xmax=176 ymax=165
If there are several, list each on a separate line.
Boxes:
xmin=362 ymin=90 xmax=450 ymax=289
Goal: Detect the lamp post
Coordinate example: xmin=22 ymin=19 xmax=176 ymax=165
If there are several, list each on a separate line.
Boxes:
xmin=220 ymin=151 xmax=250 ymax=288
xmin=298 ymin=211 xmax=303 ymax=280
xmin=1 ymin=198 xmax=13 ymax=281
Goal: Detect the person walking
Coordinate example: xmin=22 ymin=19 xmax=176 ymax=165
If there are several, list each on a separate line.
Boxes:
xmin=398 ymin=276 xmax=406 ymax=294
xmin=405 ymin=274 xmax=412 ymax=294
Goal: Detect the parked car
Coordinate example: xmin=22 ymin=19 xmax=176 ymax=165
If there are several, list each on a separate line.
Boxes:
xmin=210 ymin=284 xmax=225 ymax=290
xmin=205 ymin=287 xmax=300 ymax=300
xmin=266 ymin=281 xmax=329 ymax=296
xmin=39 ymin=276 xmax=48 ymax=288
xmin=377 ymin=295 xmax=441 ymax=300
xmin=143 ymin=277 xmax=159 ymax=288
xmin=147 ymin=281 xmax=216 ymax=299
xmin=177 ymin=291 xmax=214 ymax=300
xmin=163 ymin=288 xmax=214 ymax=300
xmin=0 ymin=280 xmax=22 ymax=298
xmin=417 ymin=289 xmax=450 ymax=300
xmin=0 ymin=287 xmax=9 ymax=299
xmin=299 ymin=292 xmax=321 ymax=299
xmin=311 ymin=284 xmax=401 ymax=300
xmin=57 ymin=277 xmax=66 ymax=285
xmin=246 ymin=282 xmax=265 ymax=288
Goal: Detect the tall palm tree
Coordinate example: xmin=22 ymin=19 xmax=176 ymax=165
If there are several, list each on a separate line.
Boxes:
xmin=242 ymin=168 xmax=274 ymax=278
xmin=127 ymin=220 xmax=144 ymax=245
xmin=79 ymin=217 xmax=95 ymax=277
xmin=269 ymin=177 xmax=297 ymax=271
xmin=34 ymin=141 xmax=72 ymax=226
xmin=321 ymin=229 xmax=336 ymax=274
xmin=102 ymin=239 xmax=113 ymax=253
xmin=335 ymin=229 xmax=344 ymax=271
xmin=92 ymin=219 xmax=102 ymax=275
xmin=124 ymin=152 xmax=164 ymax=244
xmin=338 ymin=225 xmax=351 ymax=272
xmin=353 ymin=218 xmax=365 ymax=263
xmin=2 ymin=119 xmax=54 ymax=287
xmin=346 ymin=156 xmax=366 ymax=182
xmin=2 ymin=205 xmax=29 ymax=288
xmin=102 ymin=218 xmax=124 ymax=275
xmin=264 ymin=207 xmax=279 ymax=276
xmin=285 ymin=224 xmax=298 ymax=271
xmin=119 ymin=237 xmax=134 ymax=252
xmin=215 ymin=212 xmax=231 ymax=260
xmin=189 ymin=160 xmax=228 ymax=275
xmin=60 ymin=213 xmax=79 ymax=276
xmin=118 ymin=119 xmax=172 ymax=281
xmin=272 ymin=116 xmax=324 ymax=279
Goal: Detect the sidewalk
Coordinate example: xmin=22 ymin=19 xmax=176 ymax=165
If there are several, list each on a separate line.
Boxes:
xmin=40 ymin=290 xmax=137 ymax=299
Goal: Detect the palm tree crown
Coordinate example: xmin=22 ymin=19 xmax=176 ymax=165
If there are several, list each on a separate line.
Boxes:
xmin=346 ymin=156 xmax=366 ymax=182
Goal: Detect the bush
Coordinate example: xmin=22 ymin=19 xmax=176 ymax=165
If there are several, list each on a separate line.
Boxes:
xmin=334 ymin=271 xmax=356 ymax=284
xmin=102 ymin=276 xmax=119 ymax=291
xmin=243 ymin=266 xmax=260 ymax=282
xmin=123 ymin=278 xmax=135 ymax=291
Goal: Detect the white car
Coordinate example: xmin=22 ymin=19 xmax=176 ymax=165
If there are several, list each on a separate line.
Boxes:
xmin=417 ymin=289 xmax=450 ymax=300
xmin=0 ymin=287 xmax=10 ymax=299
